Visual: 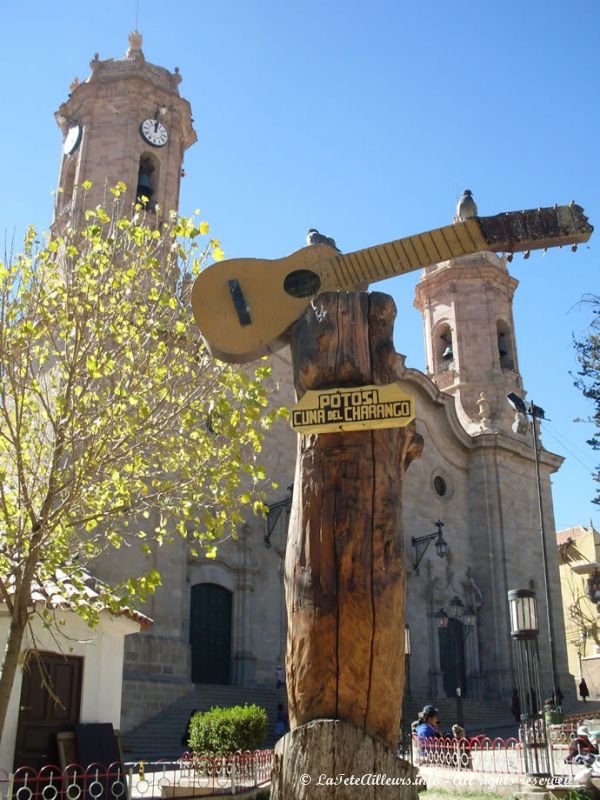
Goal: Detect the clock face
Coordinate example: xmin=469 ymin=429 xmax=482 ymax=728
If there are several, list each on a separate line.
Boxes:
xmin=140 ymin=118 xmax=169 ymax=147
xmin=63 ymin=124 xmax=82 ymax=155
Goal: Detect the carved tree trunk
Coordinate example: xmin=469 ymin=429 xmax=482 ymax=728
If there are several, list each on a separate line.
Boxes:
xmin=272 ymin=292 xmax=423 ymax=799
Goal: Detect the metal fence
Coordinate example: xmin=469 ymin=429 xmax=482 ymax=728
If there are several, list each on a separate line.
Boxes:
xmin=0 ymin=751 xmax=273 ymax=800
xmin=4 ymin=731 xmax=596 ymax=798
xmin=414 ymin=732 xmax=596 ymax=778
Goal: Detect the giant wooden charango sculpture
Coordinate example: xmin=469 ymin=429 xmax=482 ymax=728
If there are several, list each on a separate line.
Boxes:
xmin=192 ymin=203 xmax=592 ymax=364
xmin=191 ymin=203 xmax=592 ymax=798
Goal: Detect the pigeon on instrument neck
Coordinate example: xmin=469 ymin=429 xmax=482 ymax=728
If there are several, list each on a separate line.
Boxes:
xmin=306 ymin=229 xmax=369 ymax=291
xmin=306 ymin=228 xmax=341 ymax=251
xmin=454 ymin=189 xmax=478 ymax=222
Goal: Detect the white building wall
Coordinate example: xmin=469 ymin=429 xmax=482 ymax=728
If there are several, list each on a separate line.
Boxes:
xmin=0 ymin=608 xmax=140 ymax=770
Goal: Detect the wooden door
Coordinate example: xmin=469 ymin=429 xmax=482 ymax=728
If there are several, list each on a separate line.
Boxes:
xmin=189 ymin=584 xmax=232 ymax=684
xmin=14 ymin=652 xmax=83 ymax=769
xmin=438 ymin=618 xmax=466 ymax=699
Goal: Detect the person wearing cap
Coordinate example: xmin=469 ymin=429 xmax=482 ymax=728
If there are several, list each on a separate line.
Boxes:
xmin=566 ymin=725 xmax=598 ymax=764
xmin=413 ymin=705 xmax=443 ymax=740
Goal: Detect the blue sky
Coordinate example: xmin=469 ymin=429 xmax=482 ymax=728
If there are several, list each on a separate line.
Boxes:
xmin=0 ymin=1 xmax=599 ymax=531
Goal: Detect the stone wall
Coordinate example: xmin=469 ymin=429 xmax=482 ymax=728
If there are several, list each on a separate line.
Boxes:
xmin=121 ymin=677 xmax=193 ymax=734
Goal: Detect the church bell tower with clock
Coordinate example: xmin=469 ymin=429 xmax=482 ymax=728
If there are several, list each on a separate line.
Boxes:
xmin=53 ymin=31 xmax=196 ymax=231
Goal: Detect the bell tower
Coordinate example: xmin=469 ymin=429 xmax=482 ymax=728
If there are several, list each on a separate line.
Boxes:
xmin=414 ymin=217 xmax=525 ymax=435
xmin=52 ymin=31 xmax=196 ymax=231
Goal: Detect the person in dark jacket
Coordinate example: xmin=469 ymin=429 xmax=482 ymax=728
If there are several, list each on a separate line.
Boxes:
xmin=511 ymin=688 xmax=521 ymax=722
xmin=181 ymin=709 xmax=199 ymax=749
xmin=275 ymin=703 xmax=289 ymax=737
xmin=580 ymin=678 xmax=590 ymax=702
xmin=413 ymin=705 xmax=443 ymax=740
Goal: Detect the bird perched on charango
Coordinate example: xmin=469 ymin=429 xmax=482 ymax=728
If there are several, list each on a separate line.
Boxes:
xmin=306 ymin=228 xmax=340 ymax=251
xmin=454 ymin=189 xmax=478 ymax=222
xmin=306 ymin=228 xmax=369 ymax=291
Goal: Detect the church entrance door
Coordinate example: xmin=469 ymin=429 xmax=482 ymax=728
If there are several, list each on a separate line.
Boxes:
xmin=438 ymin=618 xmax=466 ymax=699
xmin=190 ymin=583 xmax=232 ymax=684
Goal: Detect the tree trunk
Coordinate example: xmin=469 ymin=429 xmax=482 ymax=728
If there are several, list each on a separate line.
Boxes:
xmin=0 ymin=586 xmax=30 ymax=739
xmin=272 ymin=719 xmax=423 ymax=800
xmin=275 ymin=292 xmax=423 ymax=798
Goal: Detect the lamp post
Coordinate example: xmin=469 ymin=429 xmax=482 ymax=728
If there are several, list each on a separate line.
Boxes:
xmin=412 ymin=520 xmax=448 ymax=575
xmin=507 ymin=393 xmax=560 ymax=703
xmin=264 ymin=486 xmax=293 ymax=549
xmin=436 ymin=597 xmax=477 ymax=728
xmin=404 ymin=623 xmax=412 ymax=699
xmin=399 ymin=624 xmax=412 ymax=756
xmin=508 ymin=588 xmax=550 ymax=781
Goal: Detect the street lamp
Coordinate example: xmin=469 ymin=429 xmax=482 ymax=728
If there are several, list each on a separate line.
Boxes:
xmin=508 ymin=588 xmax=550 ymax=781
xmin=507 ymin=392 xmax=560 ymax=704
xmin=412 ymin=520 xmax=448 ymax=575
xmin=436 ymin=608 xmax=449 ymax=629
xmin=449 ymin=595 xmax=464 ymax=619
xmin=264 ymin=486 xmax=293 ymax=549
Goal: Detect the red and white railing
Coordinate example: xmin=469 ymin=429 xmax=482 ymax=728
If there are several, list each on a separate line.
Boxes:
xmin=0 ymin=751 xmax=273 ymax=800
xmin=414 ymin=733 xmax=593 ymax=778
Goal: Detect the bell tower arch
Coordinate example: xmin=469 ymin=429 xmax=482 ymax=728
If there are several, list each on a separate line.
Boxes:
xmin=414 ymin=213 xmax=525 ymax=435
xmin=52 ymin=31 xmax=196 ymax=232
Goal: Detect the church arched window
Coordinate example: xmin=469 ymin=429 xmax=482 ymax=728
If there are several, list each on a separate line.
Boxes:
xmin=497 ymin=320 xmax=514 ymax=370
xmin=136 ymin=153 xmax=160 ymax=211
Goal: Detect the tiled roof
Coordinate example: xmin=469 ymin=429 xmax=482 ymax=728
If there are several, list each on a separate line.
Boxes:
xmin=556 ymin=525 xmax=596 ymax=546
xmin=3 ymin=568 xmax=153 ymax=629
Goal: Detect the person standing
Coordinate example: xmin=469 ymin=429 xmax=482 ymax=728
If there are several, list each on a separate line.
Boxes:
xmin=181 ymin=709 xmax=199 ymax=749
xmin=580 ymin=678 xmax=590 ymax=702
xmin=275 ymin=664 xmax=286 ymax=689
xmin=511 ymin=688 xmax=521 ymax=722
xmin=275 ymin=703 xmax=289 ymax=737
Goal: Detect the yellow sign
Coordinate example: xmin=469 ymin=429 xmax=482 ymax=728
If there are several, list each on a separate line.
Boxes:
xmin=291 ymin=383 xmax=415 ymax=434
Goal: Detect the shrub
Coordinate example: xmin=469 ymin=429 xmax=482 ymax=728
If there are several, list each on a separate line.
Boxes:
xmin=188 ymin=704 xmax=268 ymax=754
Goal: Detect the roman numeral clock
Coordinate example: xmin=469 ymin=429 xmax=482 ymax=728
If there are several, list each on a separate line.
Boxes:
xmin=139 ymin=117 xmax=169 ymax=148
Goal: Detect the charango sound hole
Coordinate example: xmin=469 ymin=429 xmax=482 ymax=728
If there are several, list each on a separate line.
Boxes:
xmin=284 ymin=270 xmax=321 ymax=299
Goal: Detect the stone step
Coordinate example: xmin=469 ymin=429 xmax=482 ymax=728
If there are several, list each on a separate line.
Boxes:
xmin=123 ymin=688 xmax=521 ymax=761
xmin=123 ymin=684 xmax=288 ymax=761
xmin=403 ymin=696 xmax=517 ymax=736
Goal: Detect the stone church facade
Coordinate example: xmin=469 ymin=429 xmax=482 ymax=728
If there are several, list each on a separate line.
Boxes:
xmin=51 ymin=34 xmax=571 ymax=734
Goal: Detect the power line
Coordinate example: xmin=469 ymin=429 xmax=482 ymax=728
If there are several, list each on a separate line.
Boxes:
xmin=543 ymin=421 xmax=597 ymax=474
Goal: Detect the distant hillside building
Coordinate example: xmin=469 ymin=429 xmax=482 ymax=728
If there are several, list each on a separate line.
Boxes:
xmin=557 ymin=524 xmax=600 ymax=698
xmin=50 ymin=33 xmax=571 ymax=735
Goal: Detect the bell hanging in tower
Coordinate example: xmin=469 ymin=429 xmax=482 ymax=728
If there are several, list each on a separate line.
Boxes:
xmin=498 ymin=333 xmax=508 ymax=357
xmin=136 ymin=166 xmax=154 ymax=204
xmin=441 ymin=338 xmax=454 ymax=360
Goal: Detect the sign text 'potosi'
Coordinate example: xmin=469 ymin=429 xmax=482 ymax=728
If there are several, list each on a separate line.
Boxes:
xmin=291 ymin=383 xmax=415 ymax=434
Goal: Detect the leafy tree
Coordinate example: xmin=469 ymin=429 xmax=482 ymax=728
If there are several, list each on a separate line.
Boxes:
xmin=0 ymin=185 xmax=283 ymax=738
xmin=574 ymin=294 xmax=600 ymax=505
